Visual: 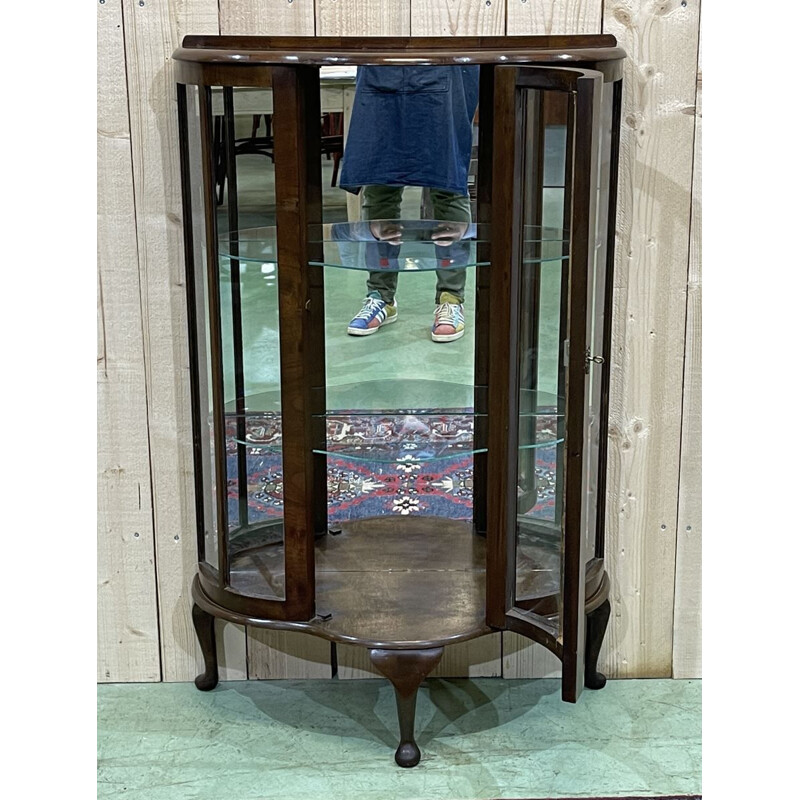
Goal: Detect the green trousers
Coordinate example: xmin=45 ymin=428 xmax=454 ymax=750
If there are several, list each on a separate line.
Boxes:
xmin=361 ymin=185 xmax=471 ymax=304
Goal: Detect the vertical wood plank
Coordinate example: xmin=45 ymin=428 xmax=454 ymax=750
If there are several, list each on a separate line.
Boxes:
xmin=100 ymin=0 xmax=703 ymax=684
xmin=316 ymin=0 xmax=411 ymax=35
xmin=506 ymin=0 xmax=602 ymax=35
xmin=97 ymin=0 xmax=160 ymax=683
xmin=337 ymin=644 xmax=380 ymax=679
xmin=673 ymin=34 xmax=701 ymax=679
xmin=248 ymin=630 xmax=332 ymax=678
xmin=219 ymin=0 xmax=315 ymax=34
xmin=503 ymin=633 xmax=562 ymax=678
xmin=602 ymin=0 xmax=701 ymax=678
xmin=219 ymin=623 xmax=248 ymax=681
xmin=431 ymin=636 xmax=502 ymax=677
xmin=410 ymin=0 xmax=505 ymax=35
xmin=120 ymin=0 xmax=220 ymax=682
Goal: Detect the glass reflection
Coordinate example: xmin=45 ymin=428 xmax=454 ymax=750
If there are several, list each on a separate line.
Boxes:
xmin=515 ymin=89 xmax=570 ymax=634
xmin=186 ymin=85 xmax=218 ymax=570
xmin=207 ymin=85 xmax=286 ymax=600
xmin=322 ymin=64 xmax=482 ymax=521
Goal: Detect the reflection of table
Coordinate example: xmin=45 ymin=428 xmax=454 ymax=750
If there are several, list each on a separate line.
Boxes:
xmin=209 ymin=80 xmax=355 ymax=116
xmin=211 ymin=72 xmax=358 ymax=213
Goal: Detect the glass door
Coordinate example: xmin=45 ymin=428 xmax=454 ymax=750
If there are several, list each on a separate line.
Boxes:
xmin=178 ymin=66 xmax=324 ymax=621
xmin=482 ymin=64 xmax=605 ymax=702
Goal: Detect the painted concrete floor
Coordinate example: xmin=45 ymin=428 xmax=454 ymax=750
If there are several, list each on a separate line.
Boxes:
xmin=98 ymin=678 xmax=700 ymax=800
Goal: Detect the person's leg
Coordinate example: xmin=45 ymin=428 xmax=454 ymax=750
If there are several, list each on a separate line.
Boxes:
xmin=429 ymin=189 xmax=471 ymax=341
xmin=347 ymin=185 xmax=403 ymax=336
xmin=430 ymin=189 xmax=471 ymax=304
xmin=363 ymin=185 xmax=403 ymax=302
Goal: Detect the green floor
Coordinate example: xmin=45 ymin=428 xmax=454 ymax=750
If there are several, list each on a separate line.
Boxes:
xmin=98 ymin=678 xmax=700 ymax=800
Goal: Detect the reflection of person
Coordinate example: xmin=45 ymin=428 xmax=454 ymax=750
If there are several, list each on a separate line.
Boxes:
xmin=338 ymin=65 xmax=479 ymax=342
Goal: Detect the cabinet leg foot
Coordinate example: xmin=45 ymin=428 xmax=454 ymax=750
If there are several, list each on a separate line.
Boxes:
xmin=585 ymin=599 xmax=611 ymax=690
xmin=192 ymin=603 xmax=219 ymax=691
xmin=369 ymin=647 xmax=444 ymax=767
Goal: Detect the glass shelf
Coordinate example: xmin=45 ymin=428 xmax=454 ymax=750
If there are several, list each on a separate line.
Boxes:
xmin=222 ymin=380 xmax=563 ymax=463
xmin=216 ymin=224 xmax=568 ymax=271
xmin=313 ymin=441 xmax=485 ymax=464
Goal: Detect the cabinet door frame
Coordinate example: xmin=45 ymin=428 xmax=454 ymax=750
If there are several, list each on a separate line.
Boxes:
xmin=177 ymin=65 xmax=326 ymax=623
xmin=482 ymin=64 xmax=604 ymax=702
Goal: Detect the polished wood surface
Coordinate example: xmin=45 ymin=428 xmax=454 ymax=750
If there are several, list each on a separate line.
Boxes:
xmin=560 ymin=72 xmax=602 ymax=703
xmin=484 ymin=65 xmax=522 ymax=629
xmin=174 ymin=34 xmax=624 ymax=68
xmin=273 ymin=66 xmax=324 ymax=620
xmin=369 ymin=647 xmax=444 ymax=767
xmin=191 ymin=603 xmax=219 ymax=691
xmin=200 ymin=516 xmax=587 ymax=650
xmin=231 ymin=517 xmax=488 ymax=647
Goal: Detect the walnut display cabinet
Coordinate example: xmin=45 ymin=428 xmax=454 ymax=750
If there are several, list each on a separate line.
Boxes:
xmin=174 ymin=35 xmax=624 ymax=767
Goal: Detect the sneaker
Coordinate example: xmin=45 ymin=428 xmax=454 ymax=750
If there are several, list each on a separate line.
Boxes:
xmin=347 ymin=292 xmax=398 ymax=336
xmin=431 ymin=291 xmax=465 ymax=342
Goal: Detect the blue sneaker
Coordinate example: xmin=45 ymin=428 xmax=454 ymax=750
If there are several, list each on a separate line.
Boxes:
xmin=431 ymin=291 xmax=465 ymax=342
xmin=347 ymin=292 xmax=398 ymax=336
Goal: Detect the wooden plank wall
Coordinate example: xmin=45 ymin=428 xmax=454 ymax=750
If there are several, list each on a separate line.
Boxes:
xmin=97 ymin=0 xmax=703 ymax=683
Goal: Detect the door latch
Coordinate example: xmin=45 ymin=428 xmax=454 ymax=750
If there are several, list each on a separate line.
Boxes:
xmin=584 ymin=348 xmax=605 ymax=373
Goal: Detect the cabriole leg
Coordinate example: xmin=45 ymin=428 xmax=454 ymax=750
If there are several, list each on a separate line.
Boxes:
xmin=369 ymin=647 xmax=444 ymax=767
xmin=584 ymin=598 xmax=611 ymax=690
xmin=192 ymin=603 xmax=219 ymax=691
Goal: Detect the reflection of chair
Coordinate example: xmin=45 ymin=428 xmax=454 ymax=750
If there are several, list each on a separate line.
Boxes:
xmin=321 ymin=112 xmax=344 ymax=188
xmin=213 ymin=112 xmax=344 ymax=205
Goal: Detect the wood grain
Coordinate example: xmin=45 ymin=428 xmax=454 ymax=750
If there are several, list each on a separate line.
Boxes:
xmin=219 ymin=0 xmax=315 ymax=35
xmin=120 ymin=0 xmax=220 ymax=682
xmin=97 ymin=0 xmax=161 ymax=683
xmin=601 ymin=0 xmax=701 ymax=678
xmin=673 ymin=33 xmax=701 ymax=679
xmin=248 ymin=629 xmax=332 ymax=678
xmin=503 ymin=632 xmax=562 ymax=678
xmin=316 ymin=0 xmax=411 ymax=35
xmin=410 ymin=0 xmax=504 ymax=36
xmin=98 ymin=3 xmax=702 ymax=684
xmin=506 ymin=0 xmax=602 ymax=35
xmin=338 ymin=636 xmax=501 ymax=679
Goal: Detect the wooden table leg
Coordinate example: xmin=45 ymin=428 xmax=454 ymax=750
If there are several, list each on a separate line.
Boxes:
xmin=369 ymin=647 xmax=444 ymax=767
xmin=584 ymin=598 xmax=611 ymax=689
xmin=192 ymin=603 xmax=219 ymax=691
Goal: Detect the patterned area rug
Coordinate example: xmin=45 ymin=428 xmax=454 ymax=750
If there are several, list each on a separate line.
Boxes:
xmin=225 ymin=411 xmax=558 ymax=527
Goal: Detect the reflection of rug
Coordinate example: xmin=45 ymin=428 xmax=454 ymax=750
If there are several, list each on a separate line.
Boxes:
xmin=225 ymin=412 xmax=557 ymax=528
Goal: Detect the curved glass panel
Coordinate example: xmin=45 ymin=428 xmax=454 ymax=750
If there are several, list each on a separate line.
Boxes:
xmin=206 ymin=84 xmax=286 ymax=601
xmin=515 ymin=87 xmax=571 ymax=637
xmin=184 ymin=84 xmax=219 ymax=571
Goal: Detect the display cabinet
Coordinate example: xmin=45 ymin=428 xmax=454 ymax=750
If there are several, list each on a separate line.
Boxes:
xmin=174 ymin=35 xmax=624 ymax=767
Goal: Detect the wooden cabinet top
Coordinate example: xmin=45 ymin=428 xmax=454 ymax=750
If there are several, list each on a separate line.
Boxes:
xmin=173 ymin=34 xmax=626 ymax=67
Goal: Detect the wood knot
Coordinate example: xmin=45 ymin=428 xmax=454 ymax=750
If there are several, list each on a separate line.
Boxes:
xmin=613 ymin=6 xmax=633 ymax=27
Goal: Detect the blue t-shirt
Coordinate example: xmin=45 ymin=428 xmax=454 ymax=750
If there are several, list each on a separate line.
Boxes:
xmin=339 ymin=65 xmax=480 ymax=197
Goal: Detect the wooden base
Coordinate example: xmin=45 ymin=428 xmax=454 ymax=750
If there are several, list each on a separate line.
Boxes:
xmin=189 ymin=514 xmax=612 ymax=766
